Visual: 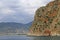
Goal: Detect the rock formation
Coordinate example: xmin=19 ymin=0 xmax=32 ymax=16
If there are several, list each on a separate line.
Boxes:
xmin=30 ymin=0 xmax=60 ymax=36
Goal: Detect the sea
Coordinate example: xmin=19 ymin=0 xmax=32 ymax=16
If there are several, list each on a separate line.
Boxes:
xmin=0 ymin=35 xmax=60 ymax=40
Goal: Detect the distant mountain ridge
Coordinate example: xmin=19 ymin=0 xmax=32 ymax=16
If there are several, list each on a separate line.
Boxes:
xmin=0 ymin=22 xmax=32 ymax=35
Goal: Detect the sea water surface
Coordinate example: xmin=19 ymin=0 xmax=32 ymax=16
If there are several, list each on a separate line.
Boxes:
xmin=0 ymin=35 xmax=60 ymax=40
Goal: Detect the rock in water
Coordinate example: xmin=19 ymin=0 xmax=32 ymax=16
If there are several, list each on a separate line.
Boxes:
xmin=30 ymin=0 xmax=60 ymax=36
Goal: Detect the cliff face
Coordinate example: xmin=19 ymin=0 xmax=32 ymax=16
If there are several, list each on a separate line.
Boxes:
xmin=30 ymin=0 xmax=60 ymax=36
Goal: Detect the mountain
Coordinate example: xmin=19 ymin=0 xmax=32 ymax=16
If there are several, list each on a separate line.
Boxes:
xmin=25 ymin=22 xmax=33 ymax=29
xmin=0 ymin=22 xmax=32 ymax=35
xmin=30 ymin=0 xmax=60 ymax=36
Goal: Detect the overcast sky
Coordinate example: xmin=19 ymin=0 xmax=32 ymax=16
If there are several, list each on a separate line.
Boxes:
xmin=0 ymin=0 xmax=53 ymax=24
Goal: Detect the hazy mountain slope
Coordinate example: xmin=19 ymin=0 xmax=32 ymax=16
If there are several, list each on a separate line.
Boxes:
xmin=0 ymin=22 xmax=32 ymax=34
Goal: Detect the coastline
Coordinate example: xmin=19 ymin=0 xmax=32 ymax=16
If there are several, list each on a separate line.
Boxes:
xmin=0 ymin=33 xmax=60 ymax=37
xmin=27 ymin=33 xmax=60 ymax=37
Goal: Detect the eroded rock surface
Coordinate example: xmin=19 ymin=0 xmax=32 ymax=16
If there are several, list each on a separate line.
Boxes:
xmin=30 ymin=0 xmax=60 ymax=36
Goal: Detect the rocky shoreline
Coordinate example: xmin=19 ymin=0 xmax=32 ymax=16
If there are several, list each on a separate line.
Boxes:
xmin=27 ymin=33 xmax=60 ymax=36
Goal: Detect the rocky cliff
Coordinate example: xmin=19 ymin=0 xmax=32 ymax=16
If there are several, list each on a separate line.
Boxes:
xmin=30 ymin=0 xmax=60 ymax=36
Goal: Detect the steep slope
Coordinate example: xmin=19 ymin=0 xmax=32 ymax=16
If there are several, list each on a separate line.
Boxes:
xmin=30 ymin=0 xmax=60 ymax=36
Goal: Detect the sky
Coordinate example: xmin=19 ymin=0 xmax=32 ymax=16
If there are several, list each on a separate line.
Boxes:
xmin=0 ymin=0 xmax=53 ymax=24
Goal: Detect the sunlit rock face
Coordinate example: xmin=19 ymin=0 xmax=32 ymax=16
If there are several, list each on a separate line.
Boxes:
xmin=30 ymin=0 xmax=60 ymax=36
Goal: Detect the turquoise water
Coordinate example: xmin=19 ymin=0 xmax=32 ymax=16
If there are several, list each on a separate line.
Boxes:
xmin=0 ymin=35 xmax=60 ymax=40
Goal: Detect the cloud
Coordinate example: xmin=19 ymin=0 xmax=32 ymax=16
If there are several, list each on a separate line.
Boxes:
xmin=18 ymin=0 xmax=53 ymax=15
xmin=1 ymin=8 xmax=15 ymax=14
xmin=0 ymin=0 xmax=53 ymax=24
